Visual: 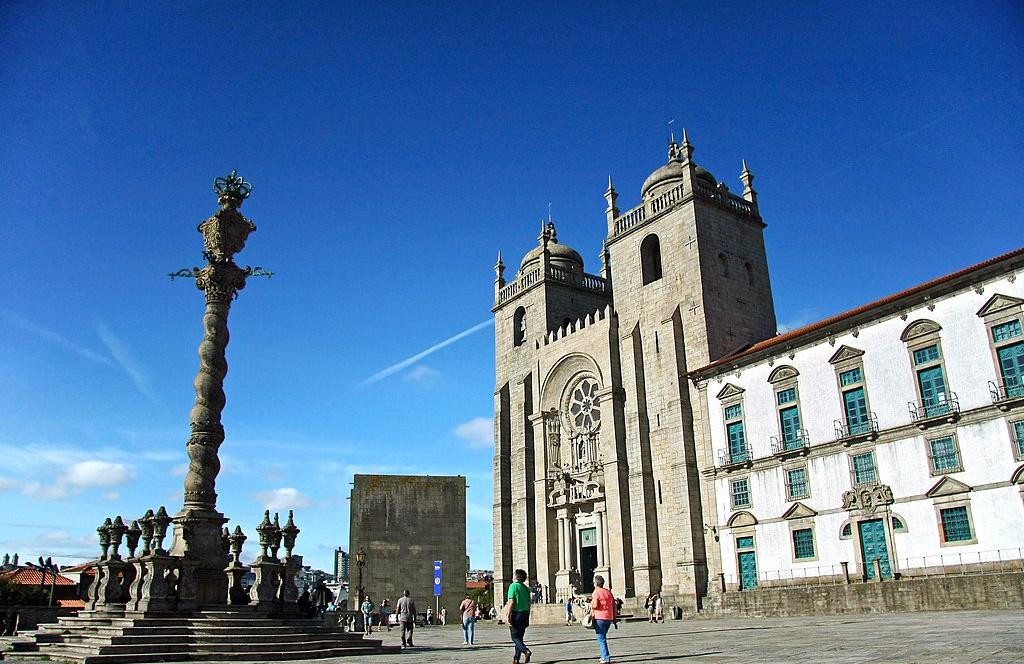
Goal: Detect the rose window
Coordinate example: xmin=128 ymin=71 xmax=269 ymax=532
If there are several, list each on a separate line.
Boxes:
xmin=568 ymin=379 xmax=601 ymax=430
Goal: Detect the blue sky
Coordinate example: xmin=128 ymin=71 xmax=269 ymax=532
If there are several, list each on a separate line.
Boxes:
xmin=1 ymin=1 xmax=1021 ymax=573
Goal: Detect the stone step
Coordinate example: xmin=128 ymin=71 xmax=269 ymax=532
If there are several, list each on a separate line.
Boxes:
xmin=36 ymin=645 xmax=400 ymax=664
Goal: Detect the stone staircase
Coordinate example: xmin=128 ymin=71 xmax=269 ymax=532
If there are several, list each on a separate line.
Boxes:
xmin=9 ymin=608 xmax=400 ymax=663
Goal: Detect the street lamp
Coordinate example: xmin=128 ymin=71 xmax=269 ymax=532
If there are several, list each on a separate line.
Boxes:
xmin=355 ymin=548 xmax=366 ymax=610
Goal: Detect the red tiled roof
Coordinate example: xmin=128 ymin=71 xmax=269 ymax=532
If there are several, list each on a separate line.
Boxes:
xmin=692 ymin=246 xmax=1024 ymax=376
xmin=0 ymin=568 xmax=76 ymax=586
xmin=466 ymin=580 xmax=488 ymax=589
xmin=61 ymin=562 xmax=98 ymax=574
xmin=58 ymin=598 xmax=85 ymax=608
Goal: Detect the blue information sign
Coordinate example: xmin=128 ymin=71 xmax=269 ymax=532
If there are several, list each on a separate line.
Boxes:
xmin=433 ymin=560 xmax=442 ymax=597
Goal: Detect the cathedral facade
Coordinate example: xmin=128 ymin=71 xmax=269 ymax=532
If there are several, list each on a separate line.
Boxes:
xmin=491 ymin=134 xmax=1024 ymax=612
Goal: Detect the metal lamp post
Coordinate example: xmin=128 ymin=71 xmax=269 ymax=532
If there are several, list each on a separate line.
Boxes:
xmin=355 ymin=548 xmax=366 ymax=612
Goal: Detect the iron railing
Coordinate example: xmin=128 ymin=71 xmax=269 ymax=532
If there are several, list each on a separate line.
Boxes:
xmin=770 ymin=430 xmax=809 ymax=455
xmin=908 ymin=392 xmax=959 ymax=423
xmin=834 ymin=413 xmax=879 ymax=442
xmin=989 ymin=379 xmax=1024 ymax=404
xmin=716 ymin=443 xmax=752 ymax=468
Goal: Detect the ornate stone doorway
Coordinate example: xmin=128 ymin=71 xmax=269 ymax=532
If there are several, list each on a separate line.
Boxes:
xmin=578 ymin=527 xmax=598 ymax=593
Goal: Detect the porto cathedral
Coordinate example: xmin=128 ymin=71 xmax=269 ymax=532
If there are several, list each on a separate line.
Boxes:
xmin=491 ymin=133 xmax=1024 ymax=612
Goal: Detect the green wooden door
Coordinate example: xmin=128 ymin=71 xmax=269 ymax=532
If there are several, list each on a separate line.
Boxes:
xmin=843 ymin=387 xmax=869 ymax=434
xmin=998 ymin=341 xmax=1024 ymax=397
xmin=738 ymin=551 xmax=757 ymax=589
xmin=917 ymin=366 xmax=948 ymax=416
xmin=779 ymin=406 xmax=801 ymax=449
xmin=859 ymin=519 xmax=891 ymax=580
xmin=727 ymin=421 xmax=747 ymax=462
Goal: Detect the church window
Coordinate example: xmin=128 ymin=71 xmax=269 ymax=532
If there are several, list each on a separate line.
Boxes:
xmin=851 ymin=451 xmax=877 ymax=486
xmin=730 ymin=478 xmax=751 ymax=509
xmin=786 ymin=467 xmax=809 ymax=500
xmin=927 ymin=435 xmax=962 ymax=475
xmin=568 ymin=378 xmax=601 ymax=430
xmin=513 ymin=307 xmax=526 ymax=347
xmin=776 ymin=388 xmax=797 ymax=405
xmin=978 ymin=296 xmax=1024 ymax=402
xmin=792 ymin=528 xmax=815 ymax=559
xmin=640 ymin=234 xmax=662 ymax=285
xmin=891 ymin=516 xmax=907 ymax=532
xmin=939 ymin=506 xmax=972 ymax=543
xmin=993 ymin=320 xmax=1022 ymax=342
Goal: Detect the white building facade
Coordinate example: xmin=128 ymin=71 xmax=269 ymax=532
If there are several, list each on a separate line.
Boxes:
xmin=693 ymin=252 xmax=1024 ymax=589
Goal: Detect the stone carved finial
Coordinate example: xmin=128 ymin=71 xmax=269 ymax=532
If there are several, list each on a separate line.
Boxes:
xmin=281 ymin=510 xmax=300 ymax=559
xmin=109 ymin=516 xmax=129 ymax=560
xmin=221 ymin=527 xmax=231 ymax=557
xmin=270 ymin=513 xmax=283 ymax=560
xmin=139 ymin=510 xmax=155 ymax=556
xmin=126 ymin=520 xmax=142 ymax=558
xmin=151 ymin=506 xmax=172 ymax=555
xmin=98 ymin=518 xmax=113 ymax=560
xmin=228 ymin=526 xmax=247 ymax=565
xmin=256 ymin=510 xmax=274 ymax=559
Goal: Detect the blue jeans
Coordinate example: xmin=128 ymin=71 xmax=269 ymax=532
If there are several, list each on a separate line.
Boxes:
xmin=594 ymin=619 xmax=613 ymax=661
xmin=462 ymin=615 xmax=475 ymax=643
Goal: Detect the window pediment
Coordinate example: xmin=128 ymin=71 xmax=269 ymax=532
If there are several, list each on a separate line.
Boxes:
xmin=767 ymin=365 xmax=799 ymax=384
xmin=828 ymin=345 xmax=864 ymax=365
xmin=716 ymin=383 xmax=745 ymax=400
xmin=901 ymin=319 xmax=942 ymax=342
xmin=976 ymin=293 xmax=1024 ymax=318
xmin=925 ymin=475 xmax=971 ymax=498
xmin=782 ymin=502 xmax=817 ymax=520
xmin=726 ymin=510 xmax=757 ymax=527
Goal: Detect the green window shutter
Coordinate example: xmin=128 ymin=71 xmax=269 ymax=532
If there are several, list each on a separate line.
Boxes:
xmin=917 ymin=366 xmax=949 ymax=416
xmin=940 ymin=506 xmax=972 ymax=542
xmin=997 ymin=342 xmax=1024 ymax=397
xmin=736 ymin=536 xmax=754 ymax=550
xmin=776 ymin=388 xmax=797 ymax=405
xmin=913 ymin=345 xmax=940 ymax=365
xmin=992 ymin=320 xmax=1023 ymax=342
xmin=779 ymin=406 xmax=802 ymax=447
xmin=787 ymin=468 xmax=808 ymax=498
xmin=792 ymin=528 xmax=815 ymax=559
xmin=1014 ymin=421 xmax=1024 ymax=457
xmin=843 ymin=387 xmax=869 ymax=433
xmin=727 ymin=421 xmax=747 ymax=462
xmin=724 ymin=404 xmax=743 ymax=420
xmin=929 ymin=436 xmax=960 ymax=472
xmin=852 ymin=453 xmax=876 ymax=485
xmin=839 ymin=368 xmax=862 ymax=386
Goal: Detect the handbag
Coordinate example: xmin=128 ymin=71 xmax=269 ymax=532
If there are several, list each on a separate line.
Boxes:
xmin=581 ymin=607 xmax=594 ymax=629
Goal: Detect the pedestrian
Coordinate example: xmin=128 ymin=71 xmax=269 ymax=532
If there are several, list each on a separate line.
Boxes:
xmin=475 ymin=606 xmax=483 ymax=621
xmin=654 ymin=593 xmax=664 ymax=623
xmin=590 ymin=575 xmax=616 ymax=664
xmin=426 ymin=606 xmax=433 ymax=625
xmin=565 ymin=597 xmax=575 ymax=625
xmin=298 ymin=586 xmax=311 ymax=619
xmin=396 ymin=589 xmax=417 ymax=648
xmin=489 ymin=605 xmax=498 ymax=621
xmin=361 ymin=596 xmax=375 ymax=634
xmin=440 ymin=606 xmax=447 ymax=626
xmin=645 ymin=593 xmax=656 ymax=623
xmin=311 ymin=580 xmax=332 ymax=618
xmin=504 ymin=568 xmax=532 ymax=664
xmin=459 ymin=594 xmax=477 ymax=645
xmin=379 ymin=598 xmax=392 ymax=632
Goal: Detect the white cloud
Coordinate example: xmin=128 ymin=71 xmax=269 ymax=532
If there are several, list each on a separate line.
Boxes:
xmin=97 ymin=323 xmax=160 ymax=404
xmin=41 ymin=530 xmax=70 ymax=543
xmin=454 ymin=417 xmax=494 ymax=449
xmin=103 ymin=492 xmax=120 ymax=501
xmin=777 ymin=308 xmax=821 ymax=334
xmin=403 ymin=364 xmax=441 ymax=385
xmin=466 ymin=502 xmax=492 ymax=523
xmin=0 ymin=477 xmax=16 ymax=492
xmin=22 ymin=460 xmax=136 ymax=500
xmin=361 ymin=319 xmax=493 ymax=386
xmin=2 ymin=310 xmax=111 ymax=365
xmin=254 ymin=487 xmax=311 ymax=511
xmin=169 ymin=464 xmax=188 ymax=477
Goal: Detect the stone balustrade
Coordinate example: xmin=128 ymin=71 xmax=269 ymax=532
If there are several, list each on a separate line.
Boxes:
xmin=496 ymin=265 xmax=608 ymax=306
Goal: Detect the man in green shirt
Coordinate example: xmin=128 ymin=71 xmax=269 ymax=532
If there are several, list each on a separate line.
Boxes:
xmin=504 ymin=568 xmax=532 ymax=663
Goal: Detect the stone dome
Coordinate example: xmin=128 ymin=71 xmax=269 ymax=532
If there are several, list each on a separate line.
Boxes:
xmin=641 ymin=159 xmax=716 ymax=198
xmin=520 ymin=240 xmax=584 ymax=273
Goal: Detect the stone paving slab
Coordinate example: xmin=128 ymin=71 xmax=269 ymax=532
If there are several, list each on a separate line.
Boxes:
xmin=4 ymin=610 xmax=1022 ymax=663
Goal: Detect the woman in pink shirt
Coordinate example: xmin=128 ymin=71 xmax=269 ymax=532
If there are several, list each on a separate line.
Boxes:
xmin=590 ymin=575 xmax=616 ymax=663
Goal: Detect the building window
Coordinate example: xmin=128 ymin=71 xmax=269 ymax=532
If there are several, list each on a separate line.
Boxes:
xmin=776 ymin=387 xmax=803 ymax=449
xmin=840 ymin=523 xmax=852 ymax=538
xmin=744 ymin=261 xmax=754 ymax=286
xmin=736 ymin=535 xmax=754 ymax=550
xmin=939 ymin=506 xmax=973 ymax=543
xmin=1013 ymin=420 xmax=1024 ymax=460
xmin=792 ymin=528 xmax=815 ymax=559
xmin=731 ymin=478 xmax=751 ymax=509
xmin=513 ymin=306 xmax=526 ymax=347
xmin=891 ymin=516 xmax=907 ymax=532
xmin=978 ymin=295 xmax=1024 ymax=401
xmin=928 ymin=435 xmax=962 ymax=475
xmin=786 ymin=467 xmax=809 ymax=500
xmin=992 ymin=320 xmax=1022 ymax=342
xmin=851 ymin=451 xmax=877 ymax=486
xmin=640 ymin=234 xmax=662 ymax=285
xmin=724 ymin=403 xmax=748 ymax=463
xmin=838 ymin=367 xmax=871 ymax=436
xmin=914 ymin=344 xmax=952 ymax=417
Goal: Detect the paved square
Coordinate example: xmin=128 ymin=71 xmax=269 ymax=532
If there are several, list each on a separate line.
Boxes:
xmin=4 ymin=610 xmax=1021 ymax=663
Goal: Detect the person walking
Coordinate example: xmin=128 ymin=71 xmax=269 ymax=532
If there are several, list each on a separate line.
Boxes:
xmin=396 ymin=589 xmax=417 ymax=648
xmin=564 ymin=597 xmax=575 ymax=626
xmin=459 ymin=594 xmax=477 ymax=645
xmin=440 ymin=606 xmax=447 ymax=626
xmin=504 ymin=568 xmax=532 ymax=664
xmin=379 ymin=598 xmax=392 ymax=632
xmin=311 ymin=580 xmax=332 ymax=618
xmin=645 ymin=593 xmax=656 ymax=623
xmin=590 ymin=575 xmax=616 ymax=664
xmin=654 ymin=593 xmax=664 ymax=623
xmin=360 ymin=596 xmax=375 ymax=634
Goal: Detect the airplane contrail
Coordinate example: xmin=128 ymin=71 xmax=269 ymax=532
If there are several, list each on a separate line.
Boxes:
xmin=360 ymin=319 xmax=494 ymax=386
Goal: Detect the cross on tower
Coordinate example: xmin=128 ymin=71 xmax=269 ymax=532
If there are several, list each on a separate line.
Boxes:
xmin=684 ymin=235 xmax=697 ymax=250
xmin=688 ymin=302 xmax=701 ymax=315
